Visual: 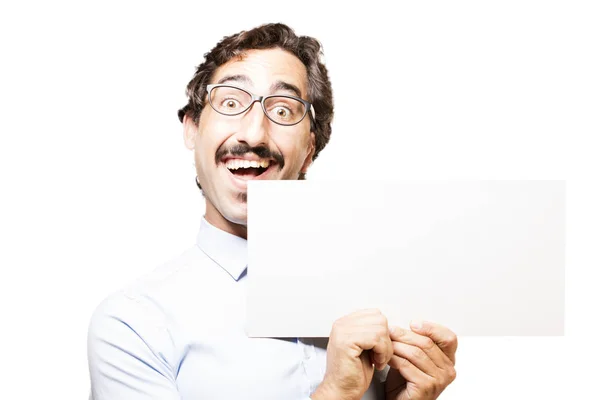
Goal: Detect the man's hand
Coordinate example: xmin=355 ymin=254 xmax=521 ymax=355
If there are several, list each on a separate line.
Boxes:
xmin=311 ymin=309 xmax=394 ymax=400
xmin=385 ymin=320 xmax=458 ymax=400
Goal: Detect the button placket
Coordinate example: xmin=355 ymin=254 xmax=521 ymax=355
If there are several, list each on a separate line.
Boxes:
xmin=296 ymin=338 xmax=312 ymax=396
xmin=300 ymin=338 xmax=322 ymax=394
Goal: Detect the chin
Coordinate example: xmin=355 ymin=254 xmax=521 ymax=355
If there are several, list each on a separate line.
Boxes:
xmin=226 ymin=214 xmax=248 ymax=226
xmin=222 ymin=204 xmax=248 ymax=227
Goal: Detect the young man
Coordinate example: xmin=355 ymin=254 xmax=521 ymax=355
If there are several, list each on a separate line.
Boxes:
xmin=87 ymin=23 xmax=458 ymax=400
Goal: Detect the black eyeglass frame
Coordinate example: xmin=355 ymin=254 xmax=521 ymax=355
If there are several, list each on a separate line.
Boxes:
xmin=206 ymin=83 xmax=316 ymax=127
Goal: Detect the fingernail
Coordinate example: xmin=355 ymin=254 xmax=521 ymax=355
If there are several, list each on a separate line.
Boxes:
xmin=410 ymin=320 xmax=422 ymax=330
xmin=389 ymin=326 xmax=395 ymax=335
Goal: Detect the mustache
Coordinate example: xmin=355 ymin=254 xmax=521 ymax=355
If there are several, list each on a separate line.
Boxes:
xmin=215 ymin=143 xmax=285 ymax=168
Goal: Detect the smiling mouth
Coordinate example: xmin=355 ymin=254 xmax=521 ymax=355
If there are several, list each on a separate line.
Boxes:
xmin=223 ymin=158 xmax=275 ymax=180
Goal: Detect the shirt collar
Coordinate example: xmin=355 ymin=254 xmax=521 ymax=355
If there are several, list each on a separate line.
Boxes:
xmin=195 ymin=217 xmax=248 ymax=281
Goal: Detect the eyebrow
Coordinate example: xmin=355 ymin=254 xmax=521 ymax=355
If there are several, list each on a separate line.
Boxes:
xmin=217 ymin=74 xmax=252 ymax=86
xmin=271 ymin=81 xmax=303 ymax=99
xmin=216 ymin=74 xmax=304 ymax=99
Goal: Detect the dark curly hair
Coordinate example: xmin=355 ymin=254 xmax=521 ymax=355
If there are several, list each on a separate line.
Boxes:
xmin=178 ymin=23 xmax=334 ymax=170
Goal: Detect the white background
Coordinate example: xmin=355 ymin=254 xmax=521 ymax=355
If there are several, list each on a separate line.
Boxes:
xmin=0 ymin=0 xmax=597 ymax=399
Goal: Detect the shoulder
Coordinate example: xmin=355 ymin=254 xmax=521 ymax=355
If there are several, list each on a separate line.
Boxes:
xmin=86 ymin=247 xmax=210 ymax=394
xmin=87 ymin=285 xmax=170 ymax=358
xmin=87 ymin=246 xmax=206 ymax=357
xmin=115 ymin=244 xmax=214 ymax=308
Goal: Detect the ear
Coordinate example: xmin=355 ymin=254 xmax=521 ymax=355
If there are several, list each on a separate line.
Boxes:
xmin=300 ymin=132 xmax=316 ymax=173
xmin=183 ymin=114 xmax=198 ymax=150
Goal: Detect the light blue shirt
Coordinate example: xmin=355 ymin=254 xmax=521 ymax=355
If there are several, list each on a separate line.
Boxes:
xmin=87 ymin=217 xmax=387 ymax=399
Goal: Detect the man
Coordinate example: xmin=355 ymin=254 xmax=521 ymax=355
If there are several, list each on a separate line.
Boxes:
xmin=87 ymin=23 xmax=458 ymax=400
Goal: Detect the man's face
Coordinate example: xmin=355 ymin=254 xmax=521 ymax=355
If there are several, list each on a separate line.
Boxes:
xmin=184 ymin=48 xmax=316 ymax=227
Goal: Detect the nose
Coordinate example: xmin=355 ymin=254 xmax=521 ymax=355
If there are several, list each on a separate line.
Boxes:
xmin=235 ymin=100 xmax=270 ymax=147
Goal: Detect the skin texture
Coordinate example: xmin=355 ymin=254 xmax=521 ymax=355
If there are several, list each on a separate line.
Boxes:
xmin=182 ymin=47 xmax=458 ymax=400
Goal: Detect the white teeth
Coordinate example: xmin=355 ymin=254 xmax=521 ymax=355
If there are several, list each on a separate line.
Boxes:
xmin=225 ymin=159 xmax=271 ymax=170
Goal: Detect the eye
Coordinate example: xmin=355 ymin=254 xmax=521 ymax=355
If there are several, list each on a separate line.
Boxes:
xmin=221 ymin=98 xmax=241 ymax=109
xmin=271 ymin=105 xmax=294 ymax=120
xmin=264 ymin=96 xmax=304 ymax=124
xmin=273 ymin=106 xmax=292 ymax=118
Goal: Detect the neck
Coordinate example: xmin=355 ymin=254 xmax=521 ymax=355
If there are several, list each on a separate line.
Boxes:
xmin=204 ymin=200 xmax=248 ymax=240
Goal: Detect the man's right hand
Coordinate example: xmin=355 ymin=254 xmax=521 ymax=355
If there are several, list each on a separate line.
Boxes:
xmin=311 ymin=309 xmax=394 ymax=400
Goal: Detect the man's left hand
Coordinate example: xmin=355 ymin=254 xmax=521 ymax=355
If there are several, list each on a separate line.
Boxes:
xmin=385 ymin=320 xmax=458 ymax=400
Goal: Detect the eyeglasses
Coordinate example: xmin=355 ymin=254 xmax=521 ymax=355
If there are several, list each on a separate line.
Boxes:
xmin=206 ymin=84 xmax=315 ymax=126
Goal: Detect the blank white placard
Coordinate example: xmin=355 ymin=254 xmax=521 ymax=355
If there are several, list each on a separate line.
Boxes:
xmin=246 ymin=180 xmax=565 ymax=338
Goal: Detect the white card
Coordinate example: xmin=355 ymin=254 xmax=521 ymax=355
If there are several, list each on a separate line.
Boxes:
xmin=246 ymin=180 xmax=565 ymax=337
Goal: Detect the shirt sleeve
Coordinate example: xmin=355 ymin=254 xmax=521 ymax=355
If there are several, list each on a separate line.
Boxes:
xmin=87 ymin=290 xmax=181 ymax=400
